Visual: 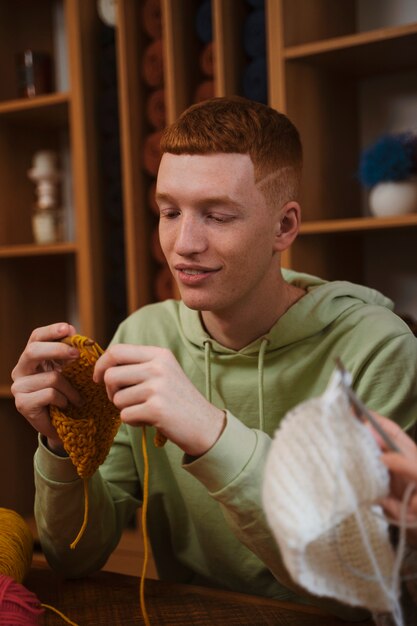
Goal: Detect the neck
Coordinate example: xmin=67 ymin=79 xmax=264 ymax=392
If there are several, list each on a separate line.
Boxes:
xmin=201 ymin=279 xmax=305 ymax=351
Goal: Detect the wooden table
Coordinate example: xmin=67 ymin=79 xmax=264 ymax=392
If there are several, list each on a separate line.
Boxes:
xmin=26 ymin=566 xmax=375 ymax=625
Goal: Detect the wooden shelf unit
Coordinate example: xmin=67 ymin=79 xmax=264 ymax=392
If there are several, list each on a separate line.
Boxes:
xmin=0 ymin=0 xmax=104 ymax=517
xmin=113 ymin=0 xmax=417 ymax=308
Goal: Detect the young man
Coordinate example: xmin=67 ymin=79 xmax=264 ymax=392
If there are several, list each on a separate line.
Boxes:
xmin=11 ymin=97 xmax=417 ymax=617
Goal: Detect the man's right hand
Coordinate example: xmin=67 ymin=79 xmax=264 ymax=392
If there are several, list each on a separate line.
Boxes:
xmin=11 ymin=322 xmax=82 ymax=453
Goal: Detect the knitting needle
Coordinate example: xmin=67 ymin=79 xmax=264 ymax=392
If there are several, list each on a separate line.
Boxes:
xmin=335 ymin=357 xmax=401 ymax=453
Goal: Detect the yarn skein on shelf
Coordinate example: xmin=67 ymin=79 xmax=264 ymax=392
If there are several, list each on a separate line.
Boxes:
xmin=0 ymin=508 xmax=78 ymax=625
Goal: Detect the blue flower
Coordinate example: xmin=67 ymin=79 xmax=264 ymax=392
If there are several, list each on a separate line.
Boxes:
xmin=358 ymin=133 xmax=417 ymax=188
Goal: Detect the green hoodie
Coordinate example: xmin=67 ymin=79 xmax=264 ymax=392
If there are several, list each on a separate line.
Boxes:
xmin=34 ymin=270 xmax=417 ymax=617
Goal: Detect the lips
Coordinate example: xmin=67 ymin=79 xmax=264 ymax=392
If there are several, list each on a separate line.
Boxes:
xmin=174 ymin=264 xmax=220 ymax=285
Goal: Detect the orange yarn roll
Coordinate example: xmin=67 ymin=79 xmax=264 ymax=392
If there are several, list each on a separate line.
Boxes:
xmin=142 ymin=39 xmax=164 ymax=88
xmin=193 ymin=80 xmax=214 ymax=103
xmin=199 ymin=42 xmax=214 ymax=77
xmin=146 ymin=88 xmax=166 ymax=130
xmin=143 ymin=131 xmax=163 ymax=177
xmin=142 ymin=0 xmax=162 ymax=39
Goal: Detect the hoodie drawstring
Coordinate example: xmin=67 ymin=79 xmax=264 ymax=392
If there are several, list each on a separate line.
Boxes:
xmin=258 ymin=337 xmax=269 ymax=432
xmin=204 ymin=337 xmax=269 ymax=433
xmin=203 ymin=340 xmax=212 ymax=403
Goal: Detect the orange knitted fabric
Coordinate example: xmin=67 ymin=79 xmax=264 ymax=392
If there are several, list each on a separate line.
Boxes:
xmin=49 ymin=335 xmax=121 ymax=479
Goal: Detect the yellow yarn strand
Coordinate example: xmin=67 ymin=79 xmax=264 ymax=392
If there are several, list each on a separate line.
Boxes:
xmin=41 ymin=603 xmax=80 ymax=625
xmin=70 ymin=478 xmax=89 ymax=550
xmin=140 ymin=426 xmax=151 ymax=626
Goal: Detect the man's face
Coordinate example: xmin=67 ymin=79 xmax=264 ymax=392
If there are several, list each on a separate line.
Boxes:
xmin=156 ymin=152 xmax=280 ymax=315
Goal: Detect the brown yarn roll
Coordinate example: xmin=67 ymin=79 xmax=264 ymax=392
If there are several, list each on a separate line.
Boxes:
xmin=143 ymin=130 xmax=162 ymax=176
xmin=146 ymin=88 xmax=166 ymax=130
xmin=142 ymin=39 xmax=164 ymax=87
xmin=155 ymin=264 xmax=174 ymax=302
xmin=199 ymin=42 xmax=214 ymax=77
xmin=148 ymin=181 xmax=159 ymax=215
xmin=193 ymin=80 xmax=214 ymax=103
xmin=142 ymin=0 xmax=162 ymax=39
xmin=151 ymin=226 xmax=165 ymax=264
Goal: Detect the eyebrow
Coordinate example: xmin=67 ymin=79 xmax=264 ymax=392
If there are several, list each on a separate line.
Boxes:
xmin=155 ymin=192 xmax=243 ymax=210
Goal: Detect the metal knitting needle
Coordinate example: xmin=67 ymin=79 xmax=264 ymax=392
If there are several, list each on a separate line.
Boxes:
xmin=335 ymin=357 xmax=401 ymax=453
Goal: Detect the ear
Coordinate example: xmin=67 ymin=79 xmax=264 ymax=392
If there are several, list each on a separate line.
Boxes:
xmin=273 ymin=201 xmax=300 ymax=252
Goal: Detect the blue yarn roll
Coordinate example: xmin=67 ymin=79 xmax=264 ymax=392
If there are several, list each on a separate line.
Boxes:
xmin=244 ymin=9 xmax=266 ymax=59
xmin=195 ymin=0 xmax=212 ymax=44
xmin=242 ymin=56 xmax=267 ymax=104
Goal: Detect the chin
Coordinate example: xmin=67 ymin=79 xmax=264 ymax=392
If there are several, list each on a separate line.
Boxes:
xmin=178 ymin=289 xmax=213 ymax=311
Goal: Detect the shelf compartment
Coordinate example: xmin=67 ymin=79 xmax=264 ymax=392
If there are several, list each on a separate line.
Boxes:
xmin=284 ymin=23 xmax=417 ymax=76
xmin=0 ymin=255 xmax=75 ymax=386
xmin=0 ymin=0 xmax=58 ymax=103
xmin=0 ymin=122 xmax=70 ymax=246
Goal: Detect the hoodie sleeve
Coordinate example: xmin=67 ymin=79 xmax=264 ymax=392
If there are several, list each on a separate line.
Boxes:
xmin=353 ymin=331 xmax=417 ymax=432
xmin=34 ymin=424 xmax=140 ymax=578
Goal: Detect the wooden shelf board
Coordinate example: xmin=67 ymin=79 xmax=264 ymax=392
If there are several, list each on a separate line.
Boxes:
xmin=285 ymin=23 xmax=417 ymax=75
xmin=0 ymin=92 xmax=70 ymax=125
xmin=0 ymin=242 xmax=77 ymax=258
xmin=300 ymin=214 xmax=417 ymax=235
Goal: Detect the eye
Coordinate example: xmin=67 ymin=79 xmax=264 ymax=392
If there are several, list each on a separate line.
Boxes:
xmin=159 ymin=208 xmax=180 ymax=219
xmin=207 ymin=213 xmax=235 ymax=223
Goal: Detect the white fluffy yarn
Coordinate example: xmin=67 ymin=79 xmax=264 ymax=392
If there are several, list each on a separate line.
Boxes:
xmin=262 ymin=370 xmax=400 ymax=616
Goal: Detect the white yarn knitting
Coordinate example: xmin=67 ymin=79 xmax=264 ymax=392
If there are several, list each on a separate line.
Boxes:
xmin=262 ymin=369 xmax=398 ymax=614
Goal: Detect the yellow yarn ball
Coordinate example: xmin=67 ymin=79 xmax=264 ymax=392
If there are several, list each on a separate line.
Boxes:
xmin=0 ymin=508 xmax=33 ymax=583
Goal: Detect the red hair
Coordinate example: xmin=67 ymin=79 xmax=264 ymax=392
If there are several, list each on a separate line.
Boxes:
xmin=160 ymin=96 xmax=303 ymax=205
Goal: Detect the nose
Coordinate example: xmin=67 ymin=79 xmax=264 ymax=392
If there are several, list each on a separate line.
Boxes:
xmin=174 ymin=214 xmax=208 ymax=256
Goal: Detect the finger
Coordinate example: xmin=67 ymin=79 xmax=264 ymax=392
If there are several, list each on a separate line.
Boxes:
xmin=12 ymin=337 xmax=80 ymax=380
xmin=102 ymin=362 xmax=154 ymax=400
xmin=367 ymin=413 xmax=416 ymax=454
xmin=93 ymin=345 xmax=166 ymax=382
xmin=14 ymin=387 xmax=71 ymax=440
xmin=381 ymin=451 xmax=417 ymax=484
xmin=28 ymin=322 xmax=77 ymax=344
xmin=111 ymin=380 xmax=151 ymax=410
xmin=12 ymin=370 xmax=82 ymax=408
xmin=379 ymin=494 xmax=417 ymax=524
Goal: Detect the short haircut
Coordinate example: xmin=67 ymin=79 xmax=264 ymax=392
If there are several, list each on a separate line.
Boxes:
xmin=160 ymin=96 xmax=303 ymax=207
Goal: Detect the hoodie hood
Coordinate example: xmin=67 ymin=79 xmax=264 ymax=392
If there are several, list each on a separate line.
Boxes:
xmin=179 ymin=269 xmax=395 ymax=354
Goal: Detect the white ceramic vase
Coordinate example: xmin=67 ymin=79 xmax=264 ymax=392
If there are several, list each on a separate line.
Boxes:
xmin=369 ymin=179 xmax=417 ymax=217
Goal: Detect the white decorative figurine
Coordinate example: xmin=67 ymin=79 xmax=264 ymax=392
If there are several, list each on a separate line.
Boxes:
xmin=28 ymin=150 xmax=64 ymax=244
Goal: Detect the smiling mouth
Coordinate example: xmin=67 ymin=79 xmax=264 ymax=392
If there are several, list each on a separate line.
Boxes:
xmin=176 ymin=266 xmax=220 ymax=282
xmin=182 ymin=269 xmax=208 ymax=275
